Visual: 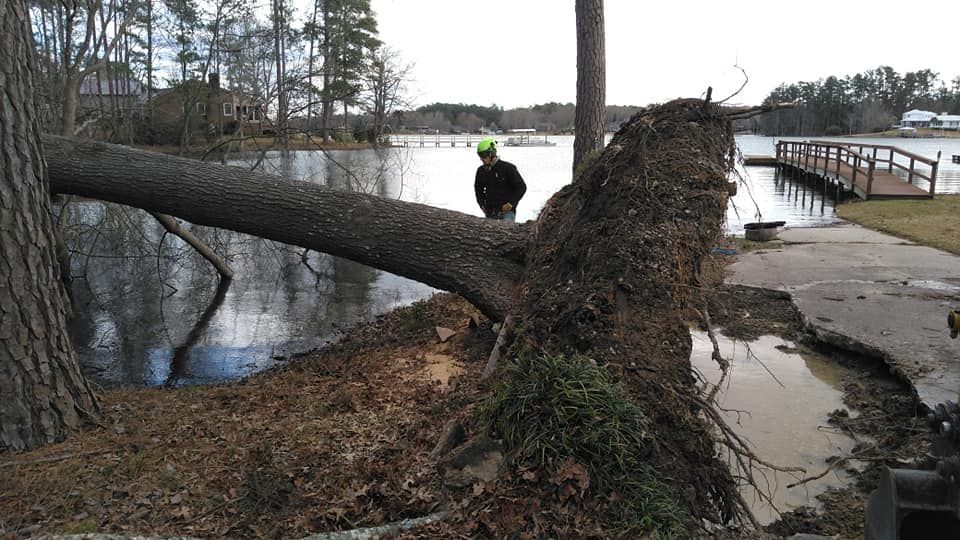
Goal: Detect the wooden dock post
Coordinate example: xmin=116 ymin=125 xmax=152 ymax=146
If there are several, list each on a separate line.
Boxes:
xmin=931 ymin=151 xmax=941 ymax=195
xmin=851 ymin=153 xmax=859 ymax=186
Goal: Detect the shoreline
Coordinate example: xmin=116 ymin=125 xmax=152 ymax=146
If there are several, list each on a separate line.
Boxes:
xmin=132 ymin=136 xmax=376 ymax=158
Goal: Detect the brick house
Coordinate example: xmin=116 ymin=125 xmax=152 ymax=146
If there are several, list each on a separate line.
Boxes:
xmin=149 ymin=74 xmax=266 ymax=142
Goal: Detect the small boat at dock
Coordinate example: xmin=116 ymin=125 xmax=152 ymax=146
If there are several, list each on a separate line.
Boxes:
xmin=504 ymin=128 xmax=556 ymax=147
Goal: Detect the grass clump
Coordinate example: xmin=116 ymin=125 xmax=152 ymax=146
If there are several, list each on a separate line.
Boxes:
xmin=573 ymin=148 xmax=604 ymax=181
xmin=837 ymin=195 xmax=960 ymax=255
xmin=479 ymin=354 xmax=688 ymax=538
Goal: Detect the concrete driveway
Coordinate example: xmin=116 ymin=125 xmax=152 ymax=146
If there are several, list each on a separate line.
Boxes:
xmin=728 ymin=223 xmax=960 ymax=409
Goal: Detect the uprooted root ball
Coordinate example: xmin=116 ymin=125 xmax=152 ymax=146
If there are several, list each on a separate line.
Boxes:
xmin=481 ymin=98 xmax=746 ymax=534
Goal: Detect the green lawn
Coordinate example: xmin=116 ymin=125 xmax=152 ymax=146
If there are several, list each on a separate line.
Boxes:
xmin=837 ymin=195 xmax=960 ymax=255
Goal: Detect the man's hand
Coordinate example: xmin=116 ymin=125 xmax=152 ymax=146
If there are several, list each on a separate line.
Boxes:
xmin=500 ymin=202 xmax=513 ymax=212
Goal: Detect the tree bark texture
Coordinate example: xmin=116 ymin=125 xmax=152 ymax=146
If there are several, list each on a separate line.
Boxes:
xmin=573 ymin=0 xmax=605 ymax=175
xmin=42 ymin=136 xmax=528 ymax=320
xmin=60 ymin=74 xmax=80 ymax=137
xmin=1 ymin=0 xmax=100 ymax=452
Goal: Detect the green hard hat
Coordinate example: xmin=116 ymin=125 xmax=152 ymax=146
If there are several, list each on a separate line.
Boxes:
xmin=477 ymin=137 xmax=497 ymax=156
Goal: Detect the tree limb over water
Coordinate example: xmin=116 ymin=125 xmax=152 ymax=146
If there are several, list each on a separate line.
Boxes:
xmin=42 ymin=134 xmax=527 ymax=320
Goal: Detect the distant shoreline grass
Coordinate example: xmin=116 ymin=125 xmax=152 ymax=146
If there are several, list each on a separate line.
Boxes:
xmin=837 ymin=195 xmax=960 ymax=255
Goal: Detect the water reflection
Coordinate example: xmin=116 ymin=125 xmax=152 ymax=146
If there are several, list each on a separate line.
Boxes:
xmin=690 ymin=330 xmax=858 ymax=524
xmin=65 ymin=154 xmax=434 ymax=388
xmin=727 ymin=165 xmax=849 ymax=233
xmin=165 ymin=279 xmax=230 ymax=387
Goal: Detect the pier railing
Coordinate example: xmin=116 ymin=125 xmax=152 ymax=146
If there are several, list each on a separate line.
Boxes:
xmin=775 ymin=140 xmax=940 ymax=199
xmin=819 ymin=141 xmax=940 ymax=194
xmin=777 ymin=141 xmax=877 ymax=196
xmin=385 ymin=133 xmax=483 ymax=148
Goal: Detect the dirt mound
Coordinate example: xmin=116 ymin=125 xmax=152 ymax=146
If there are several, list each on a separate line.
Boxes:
xmin=454 ymin=99 xmax=746 ymax=535
xmin=704 ymin=284 xmax=803 ymax=342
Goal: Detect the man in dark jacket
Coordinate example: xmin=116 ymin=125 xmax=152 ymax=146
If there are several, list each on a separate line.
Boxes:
xmin=474 ymin=138 xmax=526 ymax=222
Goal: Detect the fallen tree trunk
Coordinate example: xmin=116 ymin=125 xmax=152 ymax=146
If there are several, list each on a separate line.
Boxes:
xmin=42 ymin=135 xmax=528 ymax=321
xmin=42 ymin=99 xmax=745 ymax=531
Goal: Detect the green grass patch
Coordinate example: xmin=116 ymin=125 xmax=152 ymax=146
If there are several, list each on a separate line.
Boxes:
xmin=573 ymin=148 xmax=603 ymax=180
xmin=837 ymin=195 xmax=960 ymax=255
xmin=63 ymin=517 xmax=98 ymax=534
xmin=479 ymin=354 xmax=688 ymax=538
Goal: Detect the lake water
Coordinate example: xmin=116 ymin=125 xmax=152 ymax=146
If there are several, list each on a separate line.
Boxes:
xmin=690 ymin=330 xmax=859 ymax=524
xmin=65 ymin=134 xmax=960 ymax=387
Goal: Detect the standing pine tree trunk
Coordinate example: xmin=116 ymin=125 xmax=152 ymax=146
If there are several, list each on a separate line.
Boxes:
xmin=272 ymin=0 xmax=288 ymax=147
xmin=306 ymin=0 xmax=320 ymax=133
xmin=320 ymin=3 xmax=332 ymax=141
xmin=572 ymin=0 xmax=605 ymax=175
xmin=0 ymin=0 xmax=100 ymax=452
xmin=146 ymin=0 xmax=154 ymax=130
xmin=60 ymin=73 xmax=81 ymax=136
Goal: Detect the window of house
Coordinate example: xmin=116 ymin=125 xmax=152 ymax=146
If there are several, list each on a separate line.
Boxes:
xmin=253 ymin=108 xmax=261 ymax=121
xmin=196 ymin=103 xmax=207 ymax=118
xmin=223 ymin=102 xmax=234 ymax=116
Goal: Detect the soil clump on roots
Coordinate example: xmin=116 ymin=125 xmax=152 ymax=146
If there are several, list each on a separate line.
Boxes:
xmin=448 ymin=99 xmax=749 ymax=536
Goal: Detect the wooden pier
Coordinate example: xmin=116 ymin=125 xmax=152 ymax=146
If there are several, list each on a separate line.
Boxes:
xmin=385 ymin=134 xmax=484 ymax=148
xmin=774 ymin=141 xmax=940 ymax=200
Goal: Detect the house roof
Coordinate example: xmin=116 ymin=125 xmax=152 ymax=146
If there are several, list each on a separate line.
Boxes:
xmin=79 ymin=77 xmax=147 ymax=98
xmin=150 ymin=82 xmax=264 ymax=104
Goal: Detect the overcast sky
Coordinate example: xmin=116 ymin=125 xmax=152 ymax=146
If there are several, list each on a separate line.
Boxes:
xmin=370 ymin=0 xmax=960 ymax=109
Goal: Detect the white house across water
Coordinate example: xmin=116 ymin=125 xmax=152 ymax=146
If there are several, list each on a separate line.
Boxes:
xmin=900 ymin=109 xmax=960 ymax=129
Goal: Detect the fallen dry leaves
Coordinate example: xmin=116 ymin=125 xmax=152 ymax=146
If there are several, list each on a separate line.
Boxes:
xmin=1 ymin=294 xmax=493 ymax=538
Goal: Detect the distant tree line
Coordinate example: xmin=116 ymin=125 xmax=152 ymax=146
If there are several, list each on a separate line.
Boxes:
xmin=754 ymin=66 xmax=960 ymax=136
xmin=393 ymin=102 xmax=641 ymax=134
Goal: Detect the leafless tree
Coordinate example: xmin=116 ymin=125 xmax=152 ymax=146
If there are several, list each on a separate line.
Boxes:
xmin=361 ymin=46 xmax=414 ymax=144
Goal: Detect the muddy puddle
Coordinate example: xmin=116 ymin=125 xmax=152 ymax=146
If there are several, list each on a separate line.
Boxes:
xmin=690 ymin=330 xmax=861 ymax=524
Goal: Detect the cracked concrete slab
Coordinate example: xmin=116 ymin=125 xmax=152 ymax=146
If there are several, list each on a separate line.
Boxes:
xmin=728 ymin=223 xmax=960 ymax=409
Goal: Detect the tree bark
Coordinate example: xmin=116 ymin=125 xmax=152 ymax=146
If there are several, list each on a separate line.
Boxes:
xmin=273 ymin=0 xmax=289 ymax=147
xmin=573 ymin=0 xmax=605 ymax=175
xmin=42 ymin=135 xmax=527 ymax=320
xmin=60 ymin=74 xmax=81 ymax=136
xmin=1 ymin=0 xmax=100 ymax=452
xmin=320 ymin=4 xmax=332 ymax=141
